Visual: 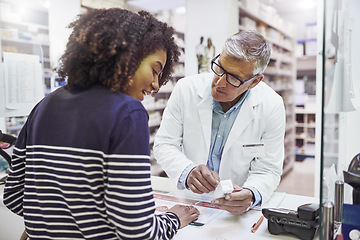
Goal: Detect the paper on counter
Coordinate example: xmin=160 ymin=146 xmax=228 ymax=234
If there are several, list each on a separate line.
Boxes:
xmin=153 ymin=192 xmax=224 ymax=226
xmin=252 ymin=192 xmax=286 ymax=210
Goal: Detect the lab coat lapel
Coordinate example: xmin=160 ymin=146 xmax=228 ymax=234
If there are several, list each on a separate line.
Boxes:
xmin=223 ymin=91 xmax=259 ymax=155
xmin=197 ymin=83 xmax=212 ymax=153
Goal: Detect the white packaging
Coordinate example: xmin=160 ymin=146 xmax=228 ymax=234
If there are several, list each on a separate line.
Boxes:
xmin=213 ymin=180 xmax=234 ymax=198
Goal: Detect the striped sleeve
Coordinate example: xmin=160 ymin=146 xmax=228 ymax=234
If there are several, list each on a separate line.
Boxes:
xmin=104 ymin=154 xmax=179 ymax=239
xmin=104 ymin=107 xmax=180 ymax=239
xmin=3 ymin=122 xmax=28 ymax=216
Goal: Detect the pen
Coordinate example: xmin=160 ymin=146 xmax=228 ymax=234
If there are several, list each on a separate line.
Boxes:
xmin=251 ymin=215 xmax=264 ymax=233
xmin=190 ymin=222 xmax=204 ymax=227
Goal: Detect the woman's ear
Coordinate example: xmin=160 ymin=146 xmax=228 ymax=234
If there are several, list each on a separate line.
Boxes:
xmin=248 ymin=74 xmax=263 ymax=89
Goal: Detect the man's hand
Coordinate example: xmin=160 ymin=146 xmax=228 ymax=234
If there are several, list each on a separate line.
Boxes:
xmin=186 ymin=164 xmax=219 ymax=194
xmin=211 ymin=184 xmax=254 ymax=215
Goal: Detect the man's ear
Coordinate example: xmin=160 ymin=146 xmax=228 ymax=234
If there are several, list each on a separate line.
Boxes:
xmin=248 ymin=74 xmax=263 ymax=89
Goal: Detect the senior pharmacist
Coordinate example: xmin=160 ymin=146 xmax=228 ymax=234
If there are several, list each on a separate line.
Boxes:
xmin=154 ymin=30 xmax=286 ymax=215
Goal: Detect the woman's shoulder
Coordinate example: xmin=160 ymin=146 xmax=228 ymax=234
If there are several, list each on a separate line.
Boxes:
xmin=60 ymin=84 xmax=146 ymax=114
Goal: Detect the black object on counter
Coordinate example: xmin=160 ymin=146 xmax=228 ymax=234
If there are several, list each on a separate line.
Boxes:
xmin=343 ymin=153 xmax=360 ymax=204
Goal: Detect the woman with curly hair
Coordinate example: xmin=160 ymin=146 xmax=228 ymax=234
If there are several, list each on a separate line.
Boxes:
xmin=3 ymin=8 xmax=199 ymax=240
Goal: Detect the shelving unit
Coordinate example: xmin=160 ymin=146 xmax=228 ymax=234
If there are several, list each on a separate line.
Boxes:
xmin=0 ymin=0 xmax=49 ymax=136
xmin=297 ymin=56 xmax=316 ymax=96
xmin=295 ymin=56 xmax=317 ymax=159
xmin=239 ymin=1 xmax=296 ymax=174
xmin=295 ymin=108 xmax=316 ymax=157
xmin=295 ymin=22 xmax=318 ymax=160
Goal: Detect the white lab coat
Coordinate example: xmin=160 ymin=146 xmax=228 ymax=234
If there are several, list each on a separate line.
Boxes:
xmin=154 ymin=73 xmax=285 ymax=204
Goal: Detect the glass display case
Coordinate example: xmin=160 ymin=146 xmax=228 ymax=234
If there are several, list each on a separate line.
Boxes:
xmin=318 ymin=0 xmax=360 ymax=239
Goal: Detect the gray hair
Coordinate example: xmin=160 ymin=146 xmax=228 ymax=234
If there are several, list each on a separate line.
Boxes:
xmin=223 ymin=30 xmax=271 ymax=75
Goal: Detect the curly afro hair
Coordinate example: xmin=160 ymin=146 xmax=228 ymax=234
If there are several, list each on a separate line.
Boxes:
xmin=57 ymin=8 xmax=180 ymax=93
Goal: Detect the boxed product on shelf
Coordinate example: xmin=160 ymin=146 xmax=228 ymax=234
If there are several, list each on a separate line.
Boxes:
xmin=155 ymin=99 xmax=168 ymax=109
xmin=148 ymin=111 xmax=161 ymax=128
xmin=1 ymin=29 xmax=16 ymax=39
xmin=18 ymin=31 xmax=32 ymax=41
xmin=143 ymin=96 xmax=168 ymax=111
xmin=2 ymin=45 xmax=18 ymax=53
xmin=265 ymin=65 xmax=277 ymax=74
xmin=280 ymin=35 xmax=289 ymax=49
xmin=239 ymin=0 xmax=259 ymax=14
xmin=240 ymin=17 xmax=257 ymax=30
xmin=172 ymin=64 xmax=184 ymax=77
xmin=158 ymin=80 xmax=175 ymax=93
xmin=271 ymin=45 xmax=280 ymax=59
xmin=142 ymin=95 xmax=156 ymax=110
xmin=273 ymin=78 xmax=284 ymax=90
xmin=286 ymin=22 xmax=296 ymax=38
xmin=267 ymin=28 xmax=280 ymax=43
xmin=256 ymin=22 xmax=267 ymax=38
xmin=277 ymin=36 xmax=293 ymax=51
xmin=305 ymin=95 xmax=316 ymax=110
xmin=280 ymin=62 xmax=292 ymax=72
xmin=297 ymin=39 xmax=317 ymax=57
xmin=281 ymin=52 xmax=293 ymax=63
xmin=296 ymin=41 xmax=305 ymax=57
xmin=173 ymin=34 xmax=185 ymax=49
xmin=259 ymin=3 xmax=278 ymax=26
xmin=178 ymin=48 xmax=185 ymax=62
xmin=149 ymin=131 xmax=157 ymax=145
xmin=276 ymin=17 xmax=286 ymax=33
xmin=305 ymin=39 xmax=317 ymax=56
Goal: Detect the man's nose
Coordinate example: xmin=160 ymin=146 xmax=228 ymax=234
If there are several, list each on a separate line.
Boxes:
xmin=216 ymin=74 xmax=227 ymax=87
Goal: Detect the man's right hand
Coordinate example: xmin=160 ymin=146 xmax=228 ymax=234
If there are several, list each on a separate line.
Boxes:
xmin=186 ymin=164 xmax=219 ymax=194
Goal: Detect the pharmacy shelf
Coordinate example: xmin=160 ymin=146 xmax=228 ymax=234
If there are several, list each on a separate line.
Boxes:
xmin=295 ymin=108 xmax=316 ymax=157
xmin=297 ymin=56 xmax=316 ymax=71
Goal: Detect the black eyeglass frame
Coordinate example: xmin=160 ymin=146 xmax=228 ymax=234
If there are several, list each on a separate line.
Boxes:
xmin=211 ymin=54 xmax=258 ymax=88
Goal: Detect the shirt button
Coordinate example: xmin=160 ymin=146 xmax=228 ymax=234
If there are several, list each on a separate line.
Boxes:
xmin=213 ymin=154 xmax=215 ymax=157
xmin=224 ymin=115 xmax=227 ymax=118
xmin=218 ymin=135 xmax=221 ymax=138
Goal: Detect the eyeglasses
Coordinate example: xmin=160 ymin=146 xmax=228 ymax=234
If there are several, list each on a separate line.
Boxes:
xmin=211 ymin=54 xmax=258 ymax=88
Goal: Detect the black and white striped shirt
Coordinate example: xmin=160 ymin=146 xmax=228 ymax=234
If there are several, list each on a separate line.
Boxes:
xmin=3 ymin=85 xmax=179 ymax=239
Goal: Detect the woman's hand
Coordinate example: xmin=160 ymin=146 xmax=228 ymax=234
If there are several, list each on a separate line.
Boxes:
xmin=168 ymin=205 xmax=200 ymax=229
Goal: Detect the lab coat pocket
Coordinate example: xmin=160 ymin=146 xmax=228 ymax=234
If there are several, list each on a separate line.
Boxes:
xmin=242 ymin=143 xmax=265 ymax=158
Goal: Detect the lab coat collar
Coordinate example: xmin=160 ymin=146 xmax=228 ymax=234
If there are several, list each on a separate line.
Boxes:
xmin=197 ymin=77 xmax=213 ymax=153
xmin=223 ymin=86 xmax=262 ymax=155
xmin=195 ymin=75 xmax=263 ymax=157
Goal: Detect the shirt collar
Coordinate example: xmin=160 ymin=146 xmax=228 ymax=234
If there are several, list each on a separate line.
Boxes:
xmin=212 ymin=90 xmax=250 ymax=114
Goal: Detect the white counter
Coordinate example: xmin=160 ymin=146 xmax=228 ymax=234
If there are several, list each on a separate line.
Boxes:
xmin=151 ymin=176 xmax=320 ymax=240
xmin=0 ymin=176 xmax=319 ymax=240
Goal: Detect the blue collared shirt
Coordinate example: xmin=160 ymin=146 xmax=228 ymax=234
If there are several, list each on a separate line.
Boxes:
xmin=179 ymin=90 xmax=262 ymax=207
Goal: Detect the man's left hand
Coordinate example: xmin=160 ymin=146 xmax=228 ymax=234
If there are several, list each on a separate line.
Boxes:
xmin=210 ymin=184 xmax=254 ymax=215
